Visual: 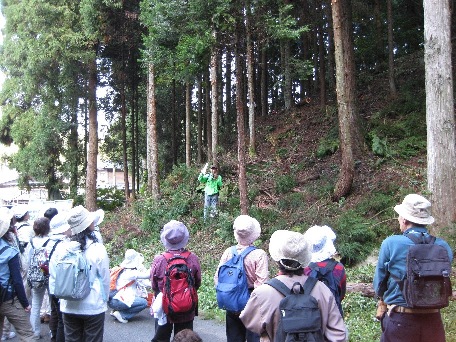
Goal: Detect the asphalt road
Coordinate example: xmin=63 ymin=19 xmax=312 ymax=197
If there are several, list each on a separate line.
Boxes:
xmin=8 ymin=309 xmax=227 ymax=342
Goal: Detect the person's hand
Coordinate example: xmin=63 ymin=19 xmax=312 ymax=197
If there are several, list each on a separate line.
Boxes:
xmin=24 ymin=305 xmax=31 ymax=313
xmin=201 ymin=163 xmax=208 ymax=174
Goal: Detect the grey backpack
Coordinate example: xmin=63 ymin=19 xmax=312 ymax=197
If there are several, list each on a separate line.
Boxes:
xmin=400 ymin=233 xmax=452 ymax=309
xmin=267 ymin=277 xmax=324 ymax=342
xmin=53 ymin=247 xmax=91 ymax=301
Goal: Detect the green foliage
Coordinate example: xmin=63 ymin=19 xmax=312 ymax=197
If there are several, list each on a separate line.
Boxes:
xmin=316 ymin=128 xmax=339 ymax=158
xmin=96 ymin=187 xmax=125 ymax=211
xmin=343 ymin=293 xmax=380 ymax=341
xmin=277 ymin=193 xmax=304 ymax=211
xmin=275 ymin=174 xmax=297 ymax=194
xmin=334 ymin=211 xmax=377 ymax=266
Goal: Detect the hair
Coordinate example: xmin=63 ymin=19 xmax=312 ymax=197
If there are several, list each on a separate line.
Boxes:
xmin=2 ymin=223 xmax=16 ymax=243
xmin=71 ymin=228 xmax=99 ymax=251
xmin=44 ymin=208 xmax=58 ymax=220
xmin=277 ymin=260 xmax=304 ymax=276
xmin=172 ymin=329 xmax=202 ymax=342
xmin=33 ymin=217 xmax=51 ymax=237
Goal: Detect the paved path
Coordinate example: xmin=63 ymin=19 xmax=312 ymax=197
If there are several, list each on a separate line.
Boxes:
xmin=8 ymin=309 xmax=226 ymax=342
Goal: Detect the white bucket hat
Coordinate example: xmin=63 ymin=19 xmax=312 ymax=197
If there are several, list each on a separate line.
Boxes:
xmin=160 ymin=220 xmax=189 ymax=250
xmin=67 ymin=205 xmax=96 ymax=235
xmin=233 ymin=215 xmax=261 ymax=246
xmin=303 ymin=225 xmax=337 ymax=263
xmin=93 ymin=209 xmax=105 ymax=228
xmin=394 ymin=194 xmax=434 ymax=225
xmin=50 ymin=213 xmax=70 ymax=235
xmin=269 ymin=230 xmax=311 ymax=270
xmin=120 ymin=249 xmax=141 ymax=268
xmin=0 ymin=215 xmax=10 ymax=238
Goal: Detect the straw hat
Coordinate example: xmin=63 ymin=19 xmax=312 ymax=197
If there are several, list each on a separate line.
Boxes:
xmin=50 ymin=213 xmax=71 ymax=235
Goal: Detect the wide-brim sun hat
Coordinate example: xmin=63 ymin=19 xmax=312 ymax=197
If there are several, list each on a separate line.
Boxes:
xmin=0 ymin=215 xmax=10 ymax=237
xmin=160 ymin=220 xmax=189 ymax=250
xmin=394 ymin=194 xmax=434 ymax=225
xmin=233 ymin=215 xmax=261 ymax=245
xmin=269 ymin=230 xmax=311 ymax=270
xmin=50 ymin=213 xmax=70 ymax=235
xmin=120 ymin=249 xmax=141 ymax=268
xmin=93 ymin=209 xmax=105 ymax=228
xmin=303 ymin=225 xmax=337 ymax=262
xmin=67 ymin=205 xmax=96 ymax=235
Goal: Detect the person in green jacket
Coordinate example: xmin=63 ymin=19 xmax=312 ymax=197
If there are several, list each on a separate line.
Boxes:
xmin=198 ymin=164 xmax=222 ymax=219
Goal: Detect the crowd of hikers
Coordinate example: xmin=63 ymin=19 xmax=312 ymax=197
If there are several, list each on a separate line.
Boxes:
xmin=0 ymin=192 xmax=452 ymax=342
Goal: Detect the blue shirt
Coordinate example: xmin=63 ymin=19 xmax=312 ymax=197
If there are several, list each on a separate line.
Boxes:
xmin=373 ymin=227 xmax=453 ymax=306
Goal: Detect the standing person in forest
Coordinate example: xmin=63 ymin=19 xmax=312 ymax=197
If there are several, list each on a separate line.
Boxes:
xmin=0 ymin=213 xmax=36 ymax=341
xmin=198 ymin=164 xmax=222 ymax=219
xmin=214 ymin=215 xmax=268 ymax=342
xmin=150 ymin=220 xmax=201 ymax=342
xmin=373 ymin=194 xmax=453 ymax=342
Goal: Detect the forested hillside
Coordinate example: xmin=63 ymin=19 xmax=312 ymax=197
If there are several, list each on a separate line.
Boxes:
xmin=1 ymin=0 xmax=455 ymax=227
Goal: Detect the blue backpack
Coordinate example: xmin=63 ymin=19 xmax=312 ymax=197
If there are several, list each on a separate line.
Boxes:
xmin=216 ymin=246 xmax=256 ymax=312
xmin=308 ymin=259 xmax=343 ymax=316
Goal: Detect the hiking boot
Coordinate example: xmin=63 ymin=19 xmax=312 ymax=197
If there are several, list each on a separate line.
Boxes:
xmin=1 ymin=332 xmax=16 ymax=341
xmin=112 ymin=311 xmax=128 ymax=323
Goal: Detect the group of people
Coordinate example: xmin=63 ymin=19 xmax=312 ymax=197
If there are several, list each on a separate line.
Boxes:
xmin=0 ymin=204 xmax=109 ymax=342
xmin=0 ymin=192 xmax=451 ymax=342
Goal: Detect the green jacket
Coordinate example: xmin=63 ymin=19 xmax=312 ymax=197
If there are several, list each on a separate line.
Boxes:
xmin=198 ymin=173 xmax=222 ymax=196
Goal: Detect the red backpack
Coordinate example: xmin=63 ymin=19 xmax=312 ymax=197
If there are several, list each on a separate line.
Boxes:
xmin=162 ymin=251 xmax=198 ymax=320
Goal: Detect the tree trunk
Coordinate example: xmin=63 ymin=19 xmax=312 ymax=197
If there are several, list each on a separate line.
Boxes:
xmin=210 ymin=30 xmax=219 ymax=166
xmin=120 ymin=79 xmax=130 ymax=200
xmin=172 ymin=79 xmax=178 ymax=165
xmin=324 ymin=0 xmax=336 ymax=93
xmin=246 ymin=0 xmax=256 ymax=157
xmin=387 ymin=0 xmax=397 ymax=97
xmin=331 ymin=0 xmax=361 ymax=202
xmin=282 ymin=41 xmax=293 ymax=110
xmin=236 ymin=4 xmax=249 ymax=215
xmin=317 ymin=1 xmax=327 ymax=110
xmin=69 ymin=96 xmax=79 ymax=199
xmin=147 ymin=63 xmax=160 ymax=199
xmin=424 ymin=0 xmax=456 ymax=233
xmin=185 ymin=81 xmax=191 ymax=167
xmin=130 ymin=81 xmax=137 ymax=199
xmin=197 ymin=76 xmax=203 ymax=164
xmin=225 ymin=50 xmax=233 ymax=126
xmin=260 ymin=47 xmax=268 ymax=117
xmin=204 ymin=69 xmax=212 ymax=162
xmin=85 ymin=56 xmax=98 ymax=211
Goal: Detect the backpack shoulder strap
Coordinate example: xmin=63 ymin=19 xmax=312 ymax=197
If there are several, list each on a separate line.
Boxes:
xmin=303 ymin=276 xmax=318 ymax=295
xmin=239 ymin=246 xmax=256 ymax=259
xmin=324 ymin=259 xmax=337 ymax=272
xmin=230 ymin=246 xmax=239 ymax=257
xmin=42 ymin=239 xmax=51 ymax=248
xmin=17 ymin=223 xmax=28 ymax=230
xmin=266 ymin=278 xmax=291 ymax=297
xmin=406 ymin=232 xmax=436 ymax=245
xmin=0 ymin=245 xmax=10 ymax=256
xmin=48 ymin=240 xmax=61 ymax=261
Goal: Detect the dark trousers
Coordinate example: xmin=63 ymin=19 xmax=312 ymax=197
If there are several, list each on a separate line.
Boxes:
xmin=151 ymin=319 xmax=193 ymax=342
xmin=62 ymin=312 xmax=105 ymax=342
xmin=226 ymin=310 xmax=260 ymax=342
xmin=381 ymin=311 xmax=445 ymax=342
xmin=50 ymin=295 xmax=65 ymax=342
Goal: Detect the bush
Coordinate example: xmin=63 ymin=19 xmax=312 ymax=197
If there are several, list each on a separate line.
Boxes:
xmin=96 ymin=187 xmax=125 ymax=211
xmin=275 ymin=174 xmax=297 ymax=194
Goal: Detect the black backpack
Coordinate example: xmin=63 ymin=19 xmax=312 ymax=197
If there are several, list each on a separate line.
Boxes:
xmin=396 ymin=233 xmax=452 ymax=309
xmin=307 ymin=259 xmax=343 ymax=316
xmin=267 ymin=277 xmax=324 ymax=342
